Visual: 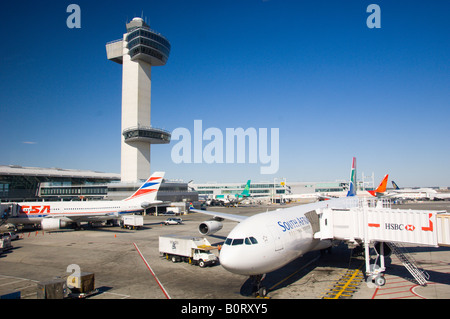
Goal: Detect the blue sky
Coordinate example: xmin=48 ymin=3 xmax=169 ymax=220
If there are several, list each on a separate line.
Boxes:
xmin=0 ymin=0 xmax=448 ymax=186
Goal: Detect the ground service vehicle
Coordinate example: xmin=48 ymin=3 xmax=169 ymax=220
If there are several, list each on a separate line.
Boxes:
xmin=159 ymin=235 xmax=218 ymax=267
xmin=121 ymin=215 xmax=144 ymax=229
xmin=164 ymin=217 xmax=182 ymax=225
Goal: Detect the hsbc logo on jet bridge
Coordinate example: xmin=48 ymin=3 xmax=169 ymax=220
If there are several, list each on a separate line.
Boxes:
xmin=384 ymin=223 xmax=415 ymax=231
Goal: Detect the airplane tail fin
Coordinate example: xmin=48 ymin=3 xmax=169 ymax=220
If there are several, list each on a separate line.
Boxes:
xmin=392 ymin=181 xmax=400 ymax=190
xmin=346 ymin=157 xmax=357 ymax=197
xmin=375 ymin=174 xmax=389 ymax=193
xmin=241 ymin=180 xmax=251 ymax=196
xmin=368 ymin=174 xmax=389 ymax=197
xmin=124 ymin=172 xmax=165 ymax=203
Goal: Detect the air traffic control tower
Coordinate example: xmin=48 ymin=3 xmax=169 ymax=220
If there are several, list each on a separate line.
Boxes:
xmin=106 ymin=17 xmax=171 ymax=182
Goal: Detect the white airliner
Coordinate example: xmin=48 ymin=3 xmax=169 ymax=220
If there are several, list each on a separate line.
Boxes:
xmin=7 ymin=172 xmax=165 ymax=231
xmin=385 ymin=181 xmax=438 ymax=200
xmin=285 ymin=174 xmax=389 ymax=201
xmin=190 ymin=159 xmax=360 ymax=296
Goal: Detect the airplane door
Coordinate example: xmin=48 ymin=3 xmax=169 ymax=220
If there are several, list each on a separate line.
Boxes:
xmin=268 ymin=225 xmax=284 ymax=251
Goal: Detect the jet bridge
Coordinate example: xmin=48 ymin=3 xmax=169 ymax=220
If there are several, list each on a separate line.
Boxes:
xmin=313 ymin=199 xmax=450 ymax=286
xmin=0 ymin=203 xmax=21 ymax=227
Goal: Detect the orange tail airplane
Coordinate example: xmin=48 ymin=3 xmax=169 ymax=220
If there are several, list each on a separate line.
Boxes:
xmin=367 ymin=174 xmax=389 ymax=197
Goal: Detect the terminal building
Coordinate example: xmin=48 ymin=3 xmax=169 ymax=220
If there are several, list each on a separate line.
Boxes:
xmin=0 ymin=165 xmax=198 ymax=212
xmin=191 ymin=174 xmax=377 ymax=203
xmin=191 ymin=180 xmax=350 ymax=203
xmin=0 ymin=165 xmax=120 ymax=202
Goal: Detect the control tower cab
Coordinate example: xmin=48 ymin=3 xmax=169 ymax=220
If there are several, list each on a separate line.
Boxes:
xmin=106 ymin=17 xmax=171 ymax=182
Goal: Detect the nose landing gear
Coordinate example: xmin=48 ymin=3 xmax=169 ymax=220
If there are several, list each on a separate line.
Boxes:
xmin=250 ymin=274 xmax=268 ymax=297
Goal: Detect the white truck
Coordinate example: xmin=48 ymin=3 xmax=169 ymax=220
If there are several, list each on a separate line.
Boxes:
xmin=0 ymin=236 xmax=12 ymax=255
xmin=121 ymin=215 xmax=144 ymax=230
xmin=159 ymin=235 xmax=218 ymax=268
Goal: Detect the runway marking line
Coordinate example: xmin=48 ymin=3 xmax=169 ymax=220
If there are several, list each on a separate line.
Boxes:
xmin=133 ymin=242 xmax=171 ymax=299
xmin=371 ymin=259 xmax=450 ymax=299
xmin=372 ymin=278 xmax=425 ymax=299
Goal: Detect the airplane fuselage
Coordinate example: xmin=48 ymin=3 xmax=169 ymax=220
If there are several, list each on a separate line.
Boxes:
xmin=9 ymin=200 xmax=143 ymax=225
xmin=219 ymin=196 xmax=359 ymax=275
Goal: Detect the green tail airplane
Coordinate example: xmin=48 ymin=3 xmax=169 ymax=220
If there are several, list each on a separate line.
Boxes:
xmin=214 ymin=180 xmax=251 ymax=205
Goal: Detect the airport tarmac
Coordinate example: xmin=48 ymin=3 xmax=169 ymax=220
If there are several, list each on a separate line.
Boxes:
xmin=0 ymin=201 xmax=449 ymax=300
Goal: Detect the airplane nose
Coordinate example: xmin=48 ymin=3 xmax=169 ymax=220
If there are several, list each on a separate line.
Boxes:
xmin=219 ymin=246 xmax=244 ymax=275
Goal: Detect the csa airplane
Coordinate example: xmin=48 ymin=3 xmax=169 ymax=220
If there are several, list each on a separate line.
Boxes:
xmin=7 ymin=172 xmax=165 ymax=231
xmin=190 ymin=159 xmax=361 ymax=297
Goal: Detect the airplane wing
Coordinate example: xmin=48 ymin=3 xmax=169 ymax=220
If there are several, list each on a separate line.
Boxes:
xmin=190 ymin=208 xmax=247 ymax=222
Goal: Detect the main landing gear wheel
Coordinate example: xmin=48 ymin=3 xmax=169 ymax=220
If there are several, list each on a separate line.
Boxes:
xmin=250 ymin=274 xmax=268 ymax=297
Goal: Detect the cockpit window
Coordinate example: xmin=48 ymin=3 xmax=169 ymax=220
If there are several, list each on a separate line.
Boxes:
xmin=225 ymin=237 xmax=258 ymax=246
xmin=232 ymin=239 xmax=244 ymax=246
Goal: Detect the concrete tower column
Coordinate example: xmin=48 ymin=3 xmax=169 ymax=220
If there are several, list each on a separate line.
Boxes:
xmin=106 ymin=17 xmax=171 ymax=182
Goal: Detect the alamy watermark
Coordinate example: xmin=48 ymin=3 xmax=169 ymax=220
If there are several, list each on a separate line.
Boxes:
xmin=366 ymin=4 xmax=381 ymax=29
xmin=171 ymin=120 xmax=280 ymax=175
xmin=66 ymin=4 xmax=380 ymax=30
xmin=66 ymin=4 xmax=81 ymax=29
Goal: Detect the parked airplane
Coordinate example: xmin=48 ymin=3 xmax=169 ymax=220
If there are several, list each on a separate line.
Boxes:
xmin=366 ymin=174 xmax=389 ymax=197
xmin=288 ymin=171 xmax=388 ymax=201
xmin=386 ymin=181 xmax=437 ymax=200
xmin=6 ymin=172 xmax=165 ymax=231
xmin=210 ymin=180 xmax=251 ymax=206
xmin=190 ymin=159 xmax=360 ymax=296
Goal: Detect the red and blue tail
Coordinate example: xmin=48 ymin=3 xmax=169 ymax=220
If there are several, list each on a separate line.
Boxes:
xmin=124 ymin=172 xmax=165 ymax=202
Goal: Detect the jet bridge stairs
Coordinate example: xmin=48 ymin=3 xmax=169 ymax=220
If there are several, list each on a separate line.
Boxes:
xmin=312 ymin=198 xmax=450 ymax=286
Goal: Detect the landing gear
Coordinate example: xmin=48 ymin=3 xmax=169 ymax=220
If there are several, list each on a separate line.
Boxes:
xmin=374 ymin=274 xmax=386 ymax=286
xmin=250 ymin=274 xmax=268 ymax=297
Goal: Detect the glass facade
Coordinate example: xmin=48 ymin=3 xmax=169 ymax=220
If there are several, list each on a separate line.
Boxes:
xmin=126 ymin=28 xmax=171 ymax=65
xmin=123 ymin=128 xmax=171 ymax=143
xmin=40 ymin=186 xmax=107 ymax=197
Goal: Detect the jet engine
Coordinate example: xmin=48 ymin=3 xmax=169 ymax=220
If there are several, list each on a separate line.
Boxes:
xmin=41 ymin=218 xmax=68 ymax=231
xmin=199 ymin=220 xmax=223 ymax=236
